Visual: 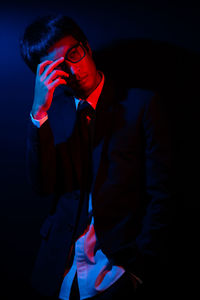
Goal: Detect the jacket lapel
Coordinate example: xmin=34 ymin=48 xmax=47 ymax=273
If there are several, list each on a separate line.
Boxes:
xmin=91 ymin=76 xmax=116 ymax=199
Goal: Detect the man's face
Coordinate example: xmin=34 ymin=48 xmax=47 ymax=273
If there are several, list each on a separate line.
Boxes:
xmin=41 ymin=35 xmax=101 ymax=98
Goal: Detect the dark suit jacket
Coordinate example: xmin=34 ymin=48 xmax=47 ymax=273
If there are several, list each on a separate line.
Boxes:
xmin=27 ymin=76 xmax=172 ymax=297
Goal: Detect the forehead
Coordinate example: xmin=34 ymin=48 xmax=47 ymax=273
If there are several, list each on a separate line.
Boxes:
xmin=43 ymin=35 xmax=79 ymax=61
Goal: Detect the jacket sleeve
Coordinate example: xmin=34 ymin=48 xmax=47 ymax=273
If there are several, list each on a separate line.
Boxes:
xmin=136 ymin=94 xmax=173 ymax=268
xmin=111 ymin=92 xmax=173 ymax=284
xmin=135 ymin=92 xmax=173 ymax=277
xmin=26 ymin=119 xmax=57 ymax=196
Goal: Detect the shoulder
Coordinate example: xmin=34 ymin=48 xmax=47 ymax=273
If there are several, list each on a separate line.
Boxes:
xmin=117 ymin=88 xmax=157 ymax=122
xmin=126 ymin=88 xmax=156 ymax=107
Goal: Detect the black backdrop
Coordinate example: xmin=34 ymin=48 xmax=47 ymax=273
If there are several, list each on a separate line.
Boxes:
xmin=0 ymin=0 xmax=199 ymax=298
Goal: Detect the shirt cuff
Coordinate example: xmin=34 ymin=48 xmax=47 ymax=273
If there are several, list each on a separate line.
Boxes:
xmin=30 ymin=112 xmax=48 ymax=128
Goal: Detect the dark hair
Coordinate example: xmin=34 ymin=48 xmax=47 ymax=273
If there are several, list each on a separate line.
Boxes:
xmin=19 ymin=15 xmax=88 ymax=73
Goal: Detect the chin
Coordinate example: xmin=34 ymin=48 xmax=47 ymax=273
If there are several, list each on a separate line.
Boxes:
xmin=78 ymin=81 xmax=93 ymax=93
xmin=72 ymin=76 xmax=97 ymax=98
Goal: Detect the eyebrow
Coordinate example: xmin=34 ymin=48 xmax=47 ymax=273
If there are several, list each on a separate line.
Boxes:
xmin=65 ymin=43 xmax=80 ymax=54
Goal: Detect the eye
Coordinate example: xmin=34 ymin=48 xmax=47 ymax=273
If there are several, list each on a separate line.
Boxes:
xmin=66 ymin=44 xmax=85 ymax=62
xmin=68 ymin=48 xmax=79 ymax=59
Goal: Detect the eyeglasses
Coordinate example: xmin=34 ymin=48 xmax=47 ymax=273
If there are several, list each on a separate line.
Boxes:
xmin=64 ymin=43 xmax=86 ymax=63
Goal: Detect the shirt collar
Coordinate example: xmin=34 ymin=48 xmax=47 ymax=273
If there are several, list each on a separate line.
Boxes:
xmin=74 ymin=71 xmax=105 ymax=110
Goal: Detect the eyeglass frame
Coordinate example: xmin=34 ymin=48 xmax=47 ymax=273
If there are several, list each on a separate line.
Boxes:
xmin=64 ymin=42 xmax=86 ymax=63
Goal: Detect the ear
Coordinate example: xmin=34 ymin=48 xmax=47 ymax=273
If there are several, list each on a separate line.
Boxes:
xmin=83 ymin=41 xmax=92 ymax=56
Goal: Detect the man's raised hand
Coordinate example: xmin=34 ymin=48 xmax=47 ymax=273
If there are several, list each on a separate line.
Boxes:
xmin=31 ymin=57 xmax=69 ymax=119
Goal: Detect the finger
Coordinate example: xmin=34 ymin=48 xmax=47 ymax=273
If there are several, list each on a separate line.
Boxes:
xmin=37 ymin=60 xmax=53 ymax=76
xmin=45 ymin=70 xmax=69 ymax=83
xmin=48 ymin=78 xmax=67 ymax=90
xmin=44 ymin=57 xmax=65 ymax=78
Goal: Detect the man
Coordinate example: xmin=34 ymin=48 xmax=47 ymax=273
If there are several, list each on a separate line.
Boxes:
xmin=20 ymin=15 xmax=172 ymax=299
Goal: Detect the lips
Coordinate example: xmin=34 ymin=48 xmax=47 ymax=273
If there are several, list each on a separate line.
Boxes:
xmin=76 ymin=74 xmax=88 ymax=81
xmin=69 ymin=74 xmax=89 ymax=88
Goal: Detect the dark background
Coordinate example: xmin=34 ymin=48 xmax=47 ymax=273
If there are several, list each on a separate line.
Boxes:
xmin=0 ymin=0 xmax=199 ymax=298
